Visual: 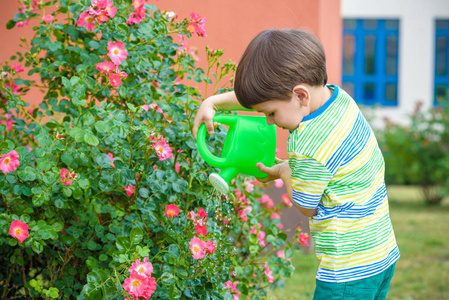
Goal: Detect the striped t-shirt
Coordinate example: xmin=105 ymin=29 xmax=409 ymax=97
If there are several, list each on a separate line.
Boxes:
xmin=287 ymin=85 xmax=399 ymax=283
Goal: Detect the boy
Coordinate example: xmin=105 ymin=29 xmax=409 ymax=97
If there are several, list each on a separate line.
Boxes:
xmin=192 ymin=29 xmax=399 ymax=300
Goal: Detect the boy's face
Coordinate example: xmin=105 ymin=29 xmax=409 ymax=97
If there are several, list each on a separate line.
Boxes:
xmin=252 ymin=94 xmax=309 ymax=131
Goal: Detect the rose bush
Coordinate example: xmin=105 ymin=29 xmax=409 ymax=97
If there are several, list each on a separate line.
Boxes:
xmin=0 ymin=0 xmax=308 ymax=299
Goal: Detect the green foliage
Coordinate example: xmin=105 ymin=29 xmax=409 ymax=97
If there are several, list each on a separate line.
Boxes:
xmin=0 ymin=0 xmax=303 ymax=299
xmin=378 ymin=102 xmax=449 ymax=205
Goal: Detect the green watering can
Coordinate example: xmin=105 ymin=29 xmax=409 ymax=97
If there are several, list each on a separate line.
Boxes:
xmin=197 ymin=114 xmax=276 ymax=193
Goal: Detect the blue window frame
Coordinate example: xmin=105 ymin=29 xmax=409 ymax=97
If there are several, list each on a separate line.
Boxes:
xmin=435 ymin=20 xmax=449 ymax=104
xmin=342 ymin=19 xmax=400 ymax=106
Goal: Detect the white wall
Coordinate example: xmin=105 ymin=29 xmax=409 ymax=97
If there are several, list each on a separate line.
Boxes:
xmin=341 ymin=0 xmax=449 ymax=126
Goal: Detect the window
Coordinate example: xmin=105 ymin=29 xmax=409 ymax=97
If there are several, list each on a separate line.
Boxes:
xmin=435 ymin=20 xmax=449 ymax=104
xmin=342 ymin=19 xmax=400 ymax=106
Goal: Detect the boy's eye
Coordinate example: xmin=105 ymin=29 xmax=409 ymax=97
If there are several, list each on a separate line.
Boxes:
xmin=268 ymin=112 xmax=274 ymax=117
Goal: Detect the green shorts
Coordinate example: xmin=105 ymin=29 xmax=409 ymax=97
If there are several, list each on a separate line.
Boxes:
xmin=313 ymin=263 xmax=396 ymax=300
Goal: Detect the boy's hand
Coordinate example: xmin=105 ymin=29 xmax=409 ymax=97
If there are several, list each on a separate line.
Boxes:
xmin=256 ymin=161 xmax=291 ymax=183
xmin=192 ymin=99 xmax=217 ymax=140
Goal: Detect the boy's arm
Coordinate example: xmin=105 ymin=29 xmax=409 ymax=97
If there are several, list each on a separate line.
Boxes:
xmin=256 ymin=162 xmax=318 ymax=218
xmin=192 ymin=91 xmax=246 ymax=139
xmin=282 ymin=172 xmax=318 ymax=218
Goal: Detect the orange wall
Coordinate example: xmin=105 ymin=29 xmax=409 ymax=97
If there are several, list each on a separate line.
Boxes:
xmin=0 ymin=0 xmax=341 ymax=158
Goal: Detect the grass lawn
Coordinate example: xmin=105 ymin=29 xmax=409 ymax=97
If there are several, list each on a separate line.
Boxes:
xmin=269 ymin=186 xmax=449 ymax=300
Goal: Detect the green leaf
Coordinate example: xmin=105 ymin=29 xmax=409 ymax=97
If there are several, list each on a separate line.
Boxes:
xmin=84 ymin=132 xmax=99 ymax=146
xmin=87 ymin=240 xmax=99 ymax=250
xmin=78 ymin=178 xmax=90 ymax=189
xmin=130 ymin=227 xmax=143 ymax=244
xmin=51 ymin=222 xmax=64 ymax=232
xmin=61 ymin=152 xmax=74 ymax=166
xmin=62 ymin=187 xmax=72 ymax=197
xmin=168 ymin=244 xmax=180 ymax=258
xmin=139 ymin=187 xmax=150 ymax=198
xmin=80 ymin=283 xmax=100 ymax=300
xmin=169 ymin=285 xmax=182 ymax=299
xmin=6 ymin=20 xmax=16 ymax=30
xmin=96 ymin=154 xmax=112 ymax=168
xmin=48 ymin=287 xmax=59 ymax=299
xmin=35 ymin=130 xmax=52 ymax=147
xmin=116 ymin=236 xmax=130 ymax=251
xmin=32 ymin=241 xmax=43 ymax=254
xmin=62 ymin=77 xmax=72 ymax=91
xmin=73 ymin=188 xmax=83 ymax=199
xmin=88 ymin=40 xmax=100 ymax=49
xmin=160 ymin=272 xmax=176 ymax=286
xmin=94 ymin=121 xmax=110 ymax=133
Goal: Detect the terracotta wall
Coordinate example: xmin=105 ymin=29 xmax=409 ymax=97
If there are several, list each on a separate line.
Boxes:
xmin=0 ymin=0 xmax=342 ymax=158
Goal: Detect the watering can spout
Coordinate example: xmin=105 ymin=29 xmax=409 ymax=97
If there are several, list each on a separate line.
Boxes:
xmin=197 ymin=114 xmax=276 ymax=193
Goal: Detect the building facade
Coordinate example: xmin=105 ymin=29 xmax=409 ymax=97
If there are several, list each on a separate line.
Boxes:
xmin=341 ymin=0 xmax=449 ymax=124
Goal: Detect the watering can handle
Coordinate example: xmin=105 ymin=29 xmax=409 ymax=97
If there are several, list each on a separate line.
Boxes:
xmin=196 ymin=115 xmax=238 ymax=166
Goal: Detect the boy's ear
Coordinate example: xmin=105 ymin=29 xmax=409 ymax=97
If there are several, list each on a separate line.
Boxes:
xmin=292 ymin=85 xmax=311 ymax=107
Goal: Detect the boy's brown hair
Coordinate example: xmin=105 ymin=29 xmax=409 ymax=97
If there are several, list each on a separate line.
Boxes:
xmin=234 ymin=28 xmax=328 ymax=108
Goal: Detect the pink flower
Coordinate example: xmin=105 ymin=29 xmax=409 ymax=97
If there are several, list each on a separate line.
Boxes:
xmin=8 ymin=220 xmax=29 ymax=243
xmin=109 ymin=73 xmax=122 ymax=88
xmin=11 ymin=64 xmax=24 ymax=73
xmin=271 ymin=213 xmax=281 ymax=220
xmin=276 ymin=250 xmax=286 ymax=259
xmin=282 ymin=193 xmax=292 ymax=206
xmin=189 ymin=12 xmax=206 ymax=37
xmin=165 ymin=204 xmax=180 ymax=217
xmin=258 ymin=194 xmax=274 ymax=209
xmin=1 ymin=119 xmax=15 ymax=132
xmin=277 ymin=223 xmax=284 ymax=229
xmin=17 ymin=20 xmax=30 ymax=28
xmin=299 ymin=233 xmax=310 ymax=246
xmin=187 ymin=211 xmax=196 ymax=221
xmin=141 ymin=276 xmax=157 ymax=299
xmin=195 ymin=219 xmax=208 ymax=236
xmin=234 ymin=189 xmax=242 ymax=199
xmin=122 ymin=271 xmax=149 ymax=298
xmin=163 ymin=112 xmax=173 ymax=123
xmin=132 ymin=0 xmax=144 ymax=9
xmin=42 ymin=14 xmax=54 ymax=23
xmin=96 ymin=60 xmax=115 ymax=73
xmin=244 ymin=181 xmax=254 ymax=193
xmin=186 ymin=21 xmax=200 ymax=35
xmin=189 ymin=237 xmax=206 ymax=259
xmin=141 ymin=105 xmax=149 ymax=112
xmin=77 ymin=11 xmax=96 ymax=31
xmin=153 ymin=139 xmax=173 ymax=161
xmin=238 ymin=210 xmax=247 ymax=222
xmin=107 ymin=152 xmax=115 ymax=168
xmin=60 ymin=168 xmax=76 ymax=185
xmin=107 ymin=41 xmax=128 ymax=65
xmin=5 ymin=81 xmax=21 ymax=95
xmin=149 ymin=103 xmax=163 ymax=113
xmin=0 ymin=150 xmax=20 ymax=174
xmin=198 ymin=207 xmax=208 ymax=218
xmin=265 ymin=262 xmax=274 ymax=283
xmin=126 ymin=1 xmax=146 ymax=25
xmin=129 ymin=257 xmax=153 ymax=278
xmin=274 ymin=179 xmax=284 ymax=188
xmin=224 ymin=280 xmax=240 ymax=299
xmin=124 ymin=184 xmax=136 ymax=196
xmin=204 ymin=240 xmax=216 ymax=254
xmin=250 ymin=223 xmax=266 ymax=247
xmin=164 ymin=11 xmax=177 ymax=21
xmin=174 ymin=162 xmax=181 ymax=173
